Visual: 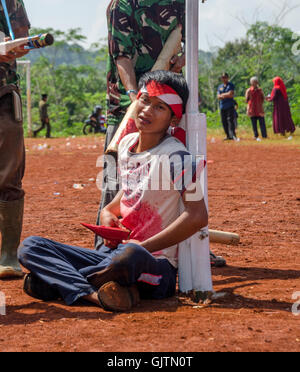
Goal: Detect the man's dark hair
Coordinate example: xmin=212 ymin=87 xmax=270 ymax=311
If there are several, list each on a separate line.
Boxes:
xmin=138 ymin=71 xmax=189 ymax=114
xmin=42 ymin=94 xmax=48 ymax=100
xmin=221 ymin=72 xmax=229 ymax=78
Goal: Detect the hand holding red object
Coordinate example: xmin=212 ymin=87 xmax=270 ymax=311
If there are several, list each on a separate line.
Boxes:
xmin=81 ymin=223 xmax=131 ymax=242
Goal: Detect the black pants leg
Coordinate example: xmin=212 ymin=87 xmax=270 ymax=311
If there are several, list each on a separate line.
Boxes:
xmin=221 ymin=107 xmax=236 ymax=139
xmin=227 ymin=106 xmax=236 ymax=138
xmin=258 ymin=117 xmax=267 ymax=138
xmin=221 ymin=109 xmax=230 ymax=139
xmin=45 ymin=121 xmax=51 ymax=138
xmin=34 ymin=121 xmax=46 ymax=137
xmin=251 ymin=117 xmax=259 ymax=138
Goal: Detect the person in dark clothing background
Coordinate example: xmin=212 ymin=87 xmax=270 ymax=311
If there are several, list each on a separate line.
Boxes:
xmin=34 ymin=94 xmax=51 ymax=138
xmin=266 ymin=77 xmax=295 ymax=139
xmin=217 ymin=73 xmax=237 ymax=141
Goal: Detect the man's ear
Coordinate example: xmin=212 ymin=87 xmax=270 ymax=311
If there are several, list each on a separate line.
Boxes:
xmin=170 ymin=115 xmax=180 ymax=128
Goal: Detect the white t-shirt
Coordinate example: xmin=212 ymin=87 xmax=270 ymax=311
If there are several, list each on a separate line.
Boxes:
xmin=118 ymin=132 xmax=204 ymax=268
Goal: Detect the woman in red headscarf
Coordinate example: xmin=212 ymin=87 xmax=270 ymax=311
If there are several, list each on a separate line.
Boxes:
xmin=266 ymin=77 xmax=295 ymax=137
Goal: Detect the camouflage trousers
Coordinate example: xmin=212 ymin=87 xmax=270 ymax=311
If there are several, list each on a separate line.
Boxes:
xmin=0 ymin=85 xmax=25 ymax=201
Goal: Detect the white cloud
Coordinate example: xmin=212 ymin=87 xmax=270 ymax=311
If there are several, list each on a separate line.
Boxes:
xmin=200 ymin=0 xmax=300 ymax=50
xmin=87 ymin=0 xmax=111 ymax=45
xmin=24 ymin=0 xmax=300 ymax=51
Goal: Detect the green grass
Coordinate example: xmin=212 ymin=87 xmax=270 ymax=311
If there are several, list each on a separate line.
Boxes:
xmin=207 ymin=126 xmax=300 ymax=146
xmin=24 ymin=114 xmax=300 ymax=147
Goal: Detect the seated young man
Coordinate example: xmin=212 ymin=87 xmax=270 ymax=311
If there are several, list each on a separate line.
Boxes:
xmin=18 ymin=71 xmax=208 ymax=312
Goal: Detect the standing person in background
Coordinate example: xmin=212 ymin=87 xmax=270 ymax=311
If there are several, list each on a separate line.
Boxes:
xmin=95 ymin=0 xmax=186 ymax=249
xmin=217 ymin=73 xmax=238 ymax=141
xmin=0 ymin=0 xmax=30 ymax=278
xmin=266 ymin=77 xmax=295 ymax=139
xmin=245 ymin=77 xmax=267 ymax=141
xmin=34 ymin=94 xmax=51 ymax=138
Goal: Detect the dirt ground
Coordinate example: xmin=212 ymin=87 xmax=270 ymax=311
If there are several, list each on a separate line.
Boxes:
xmin=0 ymin=134 xmax=300 ymax=352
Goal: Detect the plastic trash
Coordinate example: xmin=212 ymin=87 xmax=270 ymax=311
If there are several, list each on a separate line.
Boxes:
xmin=73 ymin=184 xmax=86 ymax=190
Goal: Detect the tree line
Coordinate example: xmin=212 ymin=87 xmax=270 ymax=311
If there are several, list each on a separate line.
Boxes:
xmin=19 ymin=22 xmax=300 ymax=137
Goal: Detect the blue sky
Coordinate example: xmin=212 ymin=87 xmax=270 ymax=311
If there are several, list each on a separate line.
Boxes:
xmin=25 ymin=0 xmax=300 ymax=51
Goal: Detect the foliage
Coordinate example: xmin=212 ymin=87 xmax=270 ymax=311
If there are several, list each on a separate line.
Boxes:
xmin=199 ymin=21 xmax=300 ymax=128
xmin=18 ymin=28 xmax=107 ymax=136
xmin=18 ymin=22 xmax=299 ymax=137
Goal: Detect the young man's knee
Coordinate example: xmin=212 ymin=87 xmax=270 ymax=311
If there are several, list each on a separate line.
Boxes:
xmin=18 ymin=236 xmax=44 ymax=262
xmin=116 ymin=243 xmax=147 ymax=263
xmin=110 ymin=244 xmax=147 ymax=273
xmin=107 ymin=244 xmax=148 ymax=286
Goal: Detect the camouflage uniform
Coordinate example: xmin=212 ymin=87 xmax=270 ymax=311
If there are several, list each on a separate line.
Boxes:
xmin=0 ymin=0 xmax=29 ymax=87
xmin=0 ymin=0 xmax=30 ymax=278
xmin=95 ymin=0 xmax=185 ymax=250
xmin=0 ymin=0 xmax=30 ymax=201
xmin=33 ymin=98 xmax=51 ymax=138
xmin=106 ymin=0 xmax=185 ymax=126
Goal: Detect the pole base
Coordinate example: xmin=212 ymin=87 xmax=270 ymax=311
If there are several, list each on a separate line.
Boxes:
xmin=179 ymin=290 xmax=228 ymax=305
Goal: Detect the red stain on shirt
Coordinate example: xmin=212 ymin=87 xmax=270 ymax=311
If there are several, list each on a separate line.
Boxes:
xmin=121 ymin=201 xmax=163 ymax=242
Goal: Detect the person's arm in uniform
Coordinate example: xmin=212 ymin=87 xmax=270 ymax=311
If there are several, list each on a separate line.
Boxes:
xmin=116 ymin=57 xmax=138 ymax=102
xmin=170 ymin=0 xmax=186 ymax=73
xmin=108 ymin=2 xmax=138 ymax=102
xmin=110 ymin=0 xmax=187 ymax=101
xmin=0 ymin=0 xmax=30 ymax=63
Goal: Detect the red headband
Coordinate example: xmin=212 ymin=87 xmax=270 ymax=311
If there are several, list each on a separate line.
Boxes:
xmin=137 ymin=81 xmax=183 ymax=120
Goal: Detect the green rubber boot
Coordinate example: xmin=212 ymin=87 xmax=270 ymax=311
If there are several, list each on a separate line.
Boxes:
xmin=0 ymin=199 xmax=24 ymax=279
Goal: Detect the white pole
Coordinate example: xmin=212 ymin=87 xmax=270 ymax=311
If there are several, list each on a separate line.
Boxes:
xmin=17 ymin=60 xmax=32 ymax=137
xmin=185 ymin=0 xmax=199 ymax=115
xmin=178 ymin=0 xmax=213 ymax=297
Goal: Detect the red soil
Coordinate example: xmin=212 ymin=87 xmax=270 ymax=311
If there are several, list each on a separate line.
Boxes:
xmin=0 ymin=136 xmax=299 ymax=352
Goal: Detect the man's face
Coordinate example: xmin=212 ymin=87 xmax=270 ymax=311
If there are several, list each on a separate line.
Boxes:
xmin=135 ymin=94 xmax=174 ymax=135
xmin=222 ymin=76 xmax=229 ymax=85
xmin=251 ymin=81 xmax=258 ymax=88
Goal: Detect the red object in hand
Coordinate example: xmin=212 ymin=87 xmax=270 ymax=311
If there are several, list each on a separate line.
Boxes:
xmin=81 ymin=223 xmax=130 ymax=242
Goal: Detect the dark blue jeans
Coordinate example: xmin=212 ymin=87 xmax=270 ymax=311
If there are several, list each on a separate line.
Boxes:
xmin=18 ymin=236 xmax=177 ymax=305
xmin=251 ymin=116 xmax=267 ymax=138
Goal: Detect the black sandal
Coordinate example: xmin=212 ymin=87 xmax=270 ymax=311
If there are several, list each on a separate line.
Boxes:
xmin=23 ymin=273 xmax=60 ymax=301
xmin=210 ymin=252 xmax=227 ymax=268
